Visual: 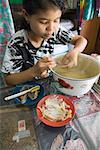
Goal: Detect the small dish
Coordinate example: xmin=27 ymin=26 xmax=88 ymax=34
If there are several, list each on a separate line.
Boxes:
xmin=14 ymin=82 xmax=44 ymax=106
xmin=37 ymin=94 xmax=75 ymax=127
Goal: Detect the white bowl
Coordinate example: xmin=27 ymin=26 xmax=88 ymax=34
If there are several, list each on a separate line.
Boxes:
xmin=51 ymin=53 xmax=100 ymax=96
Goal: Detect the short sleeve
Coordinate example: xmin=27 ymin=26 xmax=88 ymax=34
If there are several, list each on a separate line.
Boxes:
xmin=1 ymin=43 xmax=22 ymax=74
xmin=56 ymin=25 xmax=75 ymax=44
xmin=1 ymin=30 xmax=32 ymax=74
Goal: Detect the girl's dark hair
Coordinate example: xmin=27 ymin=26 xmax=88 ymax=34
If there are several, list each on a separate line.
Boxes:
xmin=21 ymin=0 xmax=67 ymax=30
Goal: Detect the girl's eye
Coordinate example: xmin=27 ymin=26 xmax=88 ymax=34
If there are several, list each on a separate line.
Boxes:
xmin=54 ymin=20 xmax=59 ymax=23
xmin=54 ymin=19 xmax=60 ymax=23
xmin=39 ymin=21 xmax=48 ymax=24
xmin=39 ymin=19 xmax=60 ymax=25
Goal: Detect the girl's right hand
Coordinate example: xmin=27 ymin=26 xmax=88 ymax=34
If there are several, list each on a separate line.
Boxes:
xmin=33 ymin=56 xmax=56 ymax=78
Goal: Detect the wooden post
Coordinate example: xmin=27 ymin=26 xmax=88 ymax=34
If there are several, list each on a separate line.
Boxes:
xmin=80 ymin=17 xmax=100 ymax=54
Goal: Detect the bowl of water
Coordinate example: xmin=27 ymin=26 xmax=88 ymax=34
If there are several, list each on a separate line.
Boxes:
xmin=51 ymin=53 xmax=100 ymax=96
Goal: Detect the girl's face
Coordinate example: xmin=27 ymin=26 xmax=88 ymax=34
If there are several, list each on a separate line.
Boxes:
xmin=25 ymin=7 xmax=62 ymax=39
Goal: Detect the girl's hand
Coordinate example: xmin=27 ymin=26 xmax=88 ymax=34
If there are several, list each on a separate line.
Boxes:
xmin=33 ymin=56 xmax=56 ymax=78
xmin=58 ymin=50 xmax=79 ymax=68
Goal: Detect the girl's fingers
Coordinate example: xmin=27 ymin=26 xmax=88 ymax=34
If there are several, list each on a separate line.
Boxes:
xmin=41 ymin=70 xmax=48 ymax=78
xmin=49 ymin=61 xmax=56 ymax=69
xmin=40 ymin=60 xmax=56 ymax=69
xmin=42 ymin=56 xmax=53 ymax=62
xmin=57 ymin=59 xmax=77 ymax=68
xmin=65 ymin=62 xmax=74 ymax=68
xmin=61 ymin=55 xmax=68 ymax=63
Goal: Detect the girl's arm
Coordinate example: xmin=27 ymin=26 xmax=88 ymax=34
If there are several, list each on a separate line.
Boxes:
xmin=71 ymin=34 xmax=87 ymax=53
xmin=5 ymin=56 xmax=56 ymax=86
xmin=5 ymin=66 xmax=36 ymax=85
xmin=60 ymin=35 xmax=87 ymax=67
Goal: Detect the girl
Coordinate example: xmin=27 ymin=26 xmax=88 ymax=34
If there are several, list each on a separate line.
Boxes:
xmin=1 ymin=0 xmax=87 ymax=86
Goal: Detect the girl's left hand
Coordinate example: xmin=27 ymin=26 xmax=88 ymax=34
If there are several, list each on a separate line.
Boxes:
xmin=59 ymin=50 xmax=79 ymax=68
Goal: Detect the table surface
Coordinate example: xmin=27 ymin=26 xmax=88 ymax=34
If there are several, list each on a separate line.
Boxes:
xmin=0 ymin=81 xmax=100 ymax=150
xmin=33 ymin=90 xmax=100 ymax=150
xmin=0 ymin=104 xmax=38 ymax=150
